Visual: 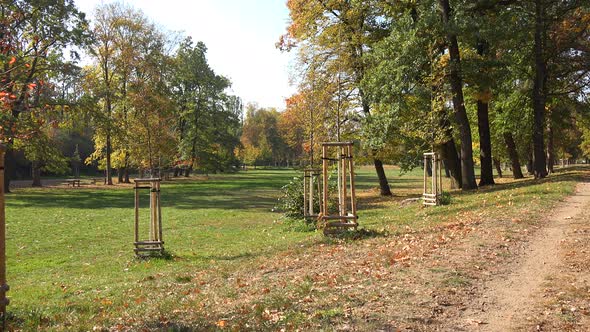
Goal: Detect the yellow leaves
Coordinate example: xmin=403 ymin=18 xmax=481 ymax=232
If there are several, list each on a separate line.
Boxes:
xmin=215 ymin=319 xmax=227 ymax=328
xmin=474 ymin=90 xmax=493 ymax=103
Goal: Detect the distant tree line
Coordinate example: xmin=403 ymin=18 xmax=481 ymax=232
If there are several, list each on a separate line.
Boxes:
xmin=1 ymin=1 xmax=243 ymax=189
xmin=1 ymin=0 xmax=589 ymax=195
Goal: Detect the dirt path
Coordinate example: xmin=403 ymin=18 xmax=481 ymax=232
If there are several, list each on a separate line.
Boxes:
xmin=458 ymin=182 xmax=590 ymax=331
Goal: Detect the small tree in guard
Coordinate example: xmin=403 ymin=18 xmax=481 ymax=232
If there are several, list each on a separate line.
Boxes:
xmin=303 ymin=168 xmax=321 ymax=220
xmin=134 ymin=178 xmax=164 ymax=256
xmin=319 ymin=142 xmax=358 ymax=234
xmin=423 ymin=152 xmax=442 ymax=206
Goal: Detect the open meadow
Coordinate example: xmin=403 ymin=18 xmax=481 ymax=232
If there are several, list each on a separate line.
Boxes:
xmin=5 ymin=165 xmax=590 ymax=330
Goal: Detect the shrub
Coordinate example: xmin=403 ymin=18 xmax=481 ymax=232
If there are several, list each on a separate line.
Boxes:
xmin=439 ymin=191 xmax=451 ymax=205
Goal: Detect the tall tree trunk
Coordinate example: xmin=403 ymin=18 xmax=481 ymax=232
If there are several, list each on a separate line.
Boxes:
xmin=184 ymin=165 xmax=192 ymax=177
xmin=173 ymin=167 xmax=180 ymax=177
xmin=442 ymin=160 xmax=451 ymax=178
xmin=475 ymin=37 xmax=495 ymax=186
xmin=3 ymin=149 xmax=15 ymax=193
xmin=123 ymin=154 xmax=130 ymax=183
xmin=31 ymin=160 xmax=41 ymax=187
xmin=439 ymin=0 xmax=478 ymax=190
xmin=438 ymin=114 xmax=462 ymax=189
xmin=503 ymin=132 xmax=524 ymax=179
xmin=437 ymin=139 xmax=462 ymax=189
xmin=477 ymin=99 xmax=495 ymax=186
xmin=117 ymin=167 xmax=123 ymax=183
xmin=373 ymin=157 xmax=392 ymax=196
xmin=532 ymin=0 xmax=548 ymax=178
xmin=547 ymin=116 xmax=554 ymax=174
xmin=493 ymin=158 xmax=503 ymax=178
xmin=105 ymin=133 xmax=113 ymax=185
xmin=526 ymin=149 xmax=534 ymax=175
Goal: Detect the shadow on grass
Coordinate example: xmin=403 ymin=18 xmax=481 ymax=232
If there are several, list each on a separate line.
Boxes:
xmin=322 ymin=227 xmax=389 ymax=242
xmin=145 ymin=321 xmax=211 ymax=331
xmin=463 ymin=166 xmax=590 ymax=196
xmin=8 ymin=181 xmax=285 ymax=211
xmin=135 ymin=249 xmax=174 ymax=261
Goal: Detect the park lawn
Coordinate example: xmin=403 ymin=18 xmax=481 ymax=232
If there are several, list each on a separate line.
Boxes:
xmin=4 ymin=165 xmax=586 ymax=330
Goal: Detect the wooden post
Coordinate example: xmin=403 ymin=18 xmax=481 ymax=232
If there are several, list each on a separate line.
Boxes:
xmin=341 ymin=146 xmax=348 ymax=219
xmin=134 ymin=182 xmax=139 ymax=244
xmin=316 ymin=170 xmax=321 ymax=215
xmin=438 ymin=154 xmax=443 ymax=200
xmin=302 ymin=174 xmax=308 ymax=216
xmin=423 ymin=153 xmax=429 ymax=205
xmin=308 ymin=171 xmax=314 ymax=216
xmin=0 ymin=145 xmax=8 ymax=320
xmin=156 ymin=181 xmax=163 ymax=244
xmin=322 ymin=145 xmax=328 ymax=217
xmin=432 ymin=154 xmax=437 ymax=202
xmin=348 ymin=144 xmax=357 ymax=218
xmin=133 ymin=178 xmax=164 ymax=256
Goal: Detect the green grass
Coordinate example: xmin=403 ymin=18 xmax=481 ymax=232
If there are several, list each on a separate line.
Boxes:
xmin=4 ymin=165 xmax=587 ymax=330
xmin=7 ymin=169 xmax=316 ymax=329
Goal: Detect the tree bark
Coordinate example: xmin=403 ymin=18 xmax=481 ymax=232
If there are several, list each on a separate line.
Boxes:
xmin=503 ymin=132 xmax=524 ymax=179
xmin=442 ymin=160 xmax=451 ymax=178
xmin=184 ymin=165 xmax=192 ymax=177
xmin=3 ymin=149 xmax=15 ymax=193
xmin=426 ymin=159 xmax=433 ymax=177
xmin=475 ymin=36 xmax=495 ymax=186
xmin=117 ymin=167 xmax=123 ymax=183
xmin=437 ymin=112 xmax=462 ymax=189
xmin=532 ymin=0 xmax=548 ymax=178
xmin=493 ymin=158 xmax=503 ymax=178
xmin=31 ymin=160 xmax=41 ymax=187
xmin=438 ymin=0 xmax=478 ymax=190
xmin=105 ymin=133 xmax=113 ymax=185
xmin=437 ymin=139 xmax=462 ymax=189
xmin=477 ymin=99 xmax=495 ymax=186
xmin=547 ymin=116 xmax=554 ymax=174
xmin=123 ymin=155 xmax=130 ymax=183
xmin=373 ymin=158 xmax=392 ymax=196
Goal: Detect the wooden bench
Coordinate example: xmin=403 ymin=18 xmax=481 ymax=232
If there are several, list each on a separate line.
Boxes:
xmin=65 ymin=179 xmax=81 ymax=187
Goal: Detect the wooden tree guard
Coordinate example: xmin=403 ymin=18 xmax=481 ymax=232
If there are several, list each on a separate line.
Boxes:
xmin=319 ymin=142 xmax=358 ymax=234
xmin=303 ymin=168 xmax=321 ymax=219
xmin=134 ymin=178 xmax=164 ymax=256
xmin=0 ymin=145 xmax=9 ymax=321
xmin=423 ymin=152 xmax=442 ymax=206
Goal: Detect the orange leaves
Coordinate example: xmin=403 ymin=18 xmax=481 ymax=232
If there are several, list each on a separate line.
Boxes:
xmin=215 ymin=320 xmax=227 ymax=328
xmin=8 ymin=57 xmax=15 ymax=65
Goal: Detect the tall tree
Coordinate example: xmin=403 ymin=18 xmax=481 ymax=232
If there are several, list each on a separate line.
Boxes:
xmin=87 ymin=3 xmax=118 ymax=184
xmin=438 ymin=0 xmax=478 ymax=189
xmin=0 ymin=0 xmax=88 ymax=191
xmin=172 ymin=38 xmax=241 ymax=175
xmin=281 ymin=0 xmax=393 ymax=195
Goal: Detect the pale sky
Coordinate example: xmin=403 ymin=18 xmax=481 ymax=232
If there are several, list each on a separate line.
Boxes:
xmin=75 ymin=0 xmax=296 ymax=110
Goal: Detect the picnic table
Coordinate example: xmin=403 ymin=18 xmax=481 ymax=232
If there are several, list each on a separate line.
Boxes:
xmin=65 ymin=179 xmax=81 ymax=187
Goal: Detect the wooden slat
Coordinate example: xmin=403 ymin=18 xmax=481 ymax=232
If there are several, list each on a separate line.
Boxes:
xmin=321 ymin=215 xmax=358 ymax=220
xmin=325 ymin=222 xmax=358 ymax=228
xmin=320 ymin=141 xmax=354 ymax=146
xmin=134 ymin=241 xmax=164 ymax=246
